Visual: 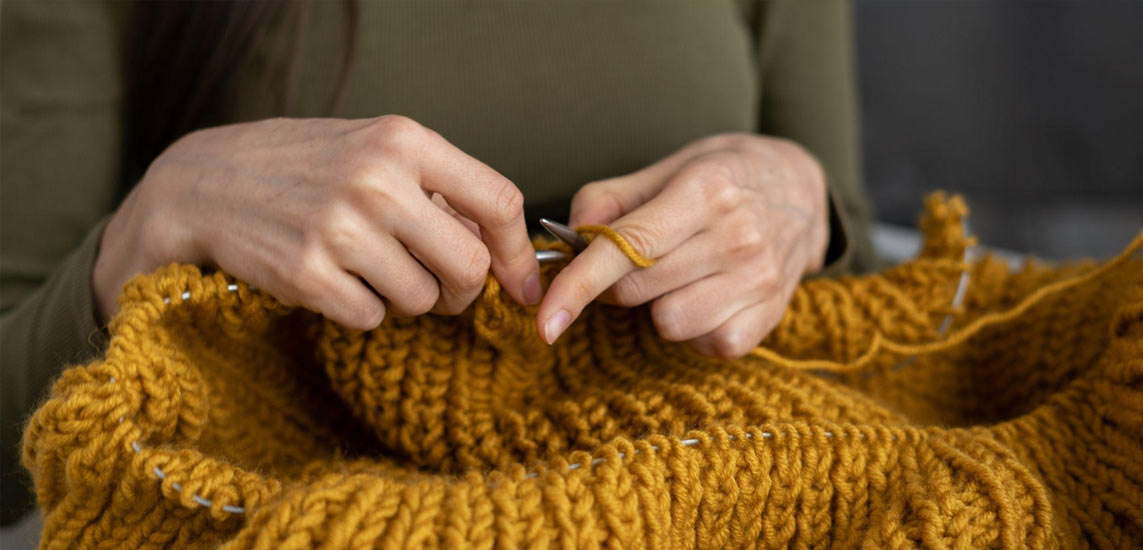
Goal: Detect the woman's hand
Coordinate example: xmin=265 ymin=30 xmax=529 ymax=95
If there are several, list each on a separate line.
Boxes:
xmin=94 ymin=116 xmax=542 ymax=328
xmin=537 ymin=133 xmax=829 ymax=358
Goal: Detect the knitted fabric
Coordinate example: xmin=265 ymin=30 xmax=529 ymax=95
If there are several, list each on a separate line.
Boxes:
xmin=21 ymin=194 xmax=1143 ymax=549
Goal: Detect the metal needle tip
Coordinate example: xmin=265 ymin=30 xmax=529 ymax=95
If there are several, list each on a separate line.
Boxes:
xmin=539 ymin=218 xmax=589 ymax=252
xmin=535 ymin=249 xmax=570 ymax=264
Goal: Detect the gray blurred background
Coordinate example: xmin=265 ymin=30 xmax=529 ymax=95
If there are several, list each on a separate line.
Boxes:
xmin=1 ymin=0 xmax=1141 ymax=547
xmin=858 ymin=0 xmax=1141 ymax=260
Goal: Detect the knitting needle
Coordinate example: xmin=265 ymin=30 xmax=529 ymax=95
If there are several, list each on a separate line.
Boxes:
xmin=535 ymin=219 xmax=583 ymax=264
xmin=539 ymin=218 xmax=589 ymax=252
xmin=535 ymin=249 xmax=569 ymax=264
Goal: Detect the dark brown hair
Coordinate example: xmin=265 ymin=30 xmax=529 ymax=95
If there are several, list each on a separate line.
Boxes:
xmin=121 ymin=1 xmax=356 ymax=193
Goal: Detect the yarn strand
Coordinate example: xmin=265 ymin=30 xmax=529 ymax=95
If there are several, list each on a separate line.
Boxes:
xmin=750 ymin=231 xmax=1143 ymax=372
xmin=573 ymin=219 xmax=1143 ymax=373
xmin=574 ymin=224 xmax=657 ymax=267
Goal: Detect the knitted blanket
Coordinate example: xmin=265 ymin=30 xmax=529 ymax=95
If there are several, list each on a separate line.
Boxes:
xmin=22 ymin=194 xmax=1143 ymax=549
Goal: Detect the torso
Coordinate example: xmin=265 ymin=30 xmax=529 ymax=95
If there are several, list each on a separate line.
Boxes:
xmin=230 ymin=1 xmax=759 ymax=214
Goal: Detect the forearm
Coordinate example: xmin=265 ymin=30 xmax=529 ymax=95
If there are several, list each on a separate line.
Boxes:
xmin=0 ymin=217 xmax=110 ymax=525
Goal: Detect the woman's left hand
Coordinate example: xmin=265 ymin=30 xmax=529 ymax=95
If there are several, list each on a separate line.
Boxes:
xmin=537 ymin=133 xmax=830 ymax=358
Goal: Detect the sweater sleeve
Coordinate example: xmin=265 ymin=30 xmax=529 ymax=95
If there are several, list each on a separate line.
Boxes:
xmin=0 ymin=219 xmax=112 ymax=525
xmin=753 ymin=0 xmax=877 ymax=274
xmin=0 ymin=1 xmax=126 ymax=525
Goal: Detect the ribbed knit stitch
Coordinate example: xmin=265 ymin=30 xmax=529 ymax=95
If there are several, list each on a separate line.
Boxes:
xmin=21 ymin=194 xmax=1143 ymax=549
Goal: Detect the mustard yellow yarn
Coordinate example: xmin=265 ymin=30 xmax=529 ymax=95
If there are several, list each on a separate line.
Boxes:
xmin=22 ymin=193 xmax=1143 ymax=549
xmin=574 ymin=224 xmax=657 ymax=267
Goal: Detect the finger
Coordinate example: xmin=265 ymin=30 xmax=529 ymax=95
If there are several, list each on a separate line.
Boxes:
xmin=394 ymin=199 xmax=494 ymax=314
xmin=568 ymin=175 xmax=661 ymax=227
xmin=203 ymin=221 xmax=387 ymax=330
xmin=538 ymin=174 xmax=715 ymax=344
xmin=316 ymin=268 xmax=390 ymax=330
xmin=567 ymin=137 xmax=745 ymax=227
xmin=326 ymin=217 xmax=441 ymax=317
xmin=430 ymin=192 xmax=481 ymax=238
xmin=689 ymin=299 xmax=787 ymax=359
xmin=413 ymin=132 xmax=539 ymax=306
xmin=294 ymin=251 xmax=389 ymax=330
xmin=597 ymin=229 xmax=724 ymax=307
xmin=649 ymin=272 xmax=759 ymax=342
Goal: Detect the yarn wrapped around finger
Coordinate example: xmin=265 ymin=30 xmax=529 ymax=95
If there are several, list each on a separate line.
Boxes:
xmin=21 ymin=193 xmax=1143 ymax=549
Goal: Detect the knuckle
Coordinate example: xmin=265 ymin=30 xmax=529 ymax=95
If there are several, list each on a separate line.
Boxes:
xmin=726 ymin=134 xmax=769 ymax=157
xmin=395 ymin=280 xmax=439 ymax=316
xmin=288 ymin=248 xmax=329 ymax=305
xmin=490 ymin=180 xmax=525 ymax=228
xmin=337 ymin=153 xmax=377 ymax=185
xmin=732 ymin=225 xmax=766 ymax=257
xmin=711 ymin=331 xmax=750 ymax=360
xmin=689 ymin=155 xmax=735 ymax=184
xmin=317 ymin=211 xmax=361 ymax=256
xmin=456 ymin=245 xmax=492 ymax=290
xmin=614 ymin=223 xmax=657 ymax=258
xmin=350 ymin=301 xmax=387 ymax=330
xmin=369 ymin=114 xmax=426 ymax=151
xmin=573 ymin=181 xmax=608 ymax=206
xmin=358 ymin=182 xmax=404 ymax=217
xmin=335 ymin=170 xmax=407 ymax=221
xmin=686 ymin=157 xmax=742 ymax=211
xmin=698 ymin=133 xmax=741 ymax=151
xmin=707 ymin=178 xmax=742 ymax=212
xmin=610 ymin=276 xmax=648 ymax=307
xmin=753 ymin=262 xmax=782 ymax=292
xmin=570 ymin=180 xmax=623 ymax=225
xmin=576 ymin=181 xmax=603 ymax=197
xmin=651 ymin=299 xmax=689 ymax=341
xmin=372 ymin=114 xmax=423 ymax=139
xmin=433 ymin=295 xmax=470 ymax=316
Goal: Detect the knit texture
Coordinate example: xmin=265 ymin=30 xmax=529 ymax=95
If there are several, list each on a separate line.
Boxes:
xmin=21 ymin=194 xmax=1143 ymax=549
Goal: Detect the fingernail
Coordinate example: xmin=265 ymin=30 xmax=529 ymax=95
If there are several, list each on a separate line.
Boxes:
xmin=543 ymin=309 xmax=571 ymax=344
xmin=523 ymin=271 xmax=542 ymax=305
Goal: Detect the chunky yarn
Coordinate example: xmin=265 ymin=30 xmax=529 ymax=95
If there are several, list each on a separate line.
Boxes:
xmin=21 ymin=194 xmax=1143 ymax=549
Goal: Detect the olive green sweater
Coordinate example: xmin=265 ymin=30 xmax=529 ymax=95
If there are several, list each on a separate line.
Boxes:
xmin=0 ymin=0 xmax=872 ymax=523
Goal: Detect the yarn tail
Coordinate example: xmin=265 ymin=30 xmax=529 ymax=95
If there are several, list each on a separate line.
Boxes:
xmin=573 ymin=218 xmax=1142 ymax=374
xmin=751 ymin=231 xmax=1143 ymax=372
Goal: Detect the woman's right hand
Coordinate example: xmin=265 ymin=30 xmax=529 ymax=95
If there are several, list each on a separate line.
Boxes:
xmin=93 ymin=115 xmax=542 ymax=329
